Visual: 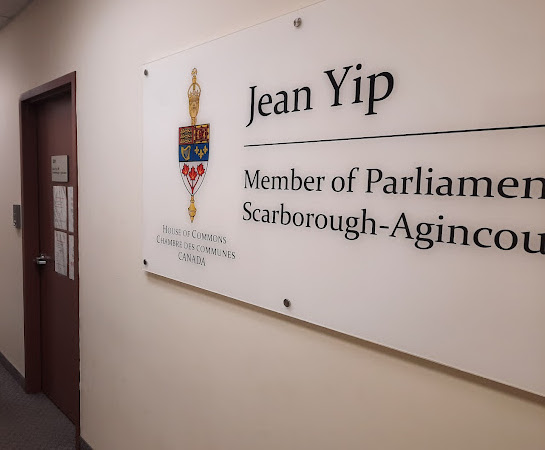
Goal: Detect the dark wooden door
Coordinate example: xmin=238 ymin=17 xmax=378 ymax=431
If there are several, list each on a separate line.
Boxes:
xmin=35 ymin=91 xmax=79 ymax=424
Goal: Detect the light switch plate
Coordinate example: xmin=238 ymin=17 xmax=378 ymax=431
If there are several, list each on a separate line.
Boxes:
xmin=13 ymin=204 xmax=21 ymax=229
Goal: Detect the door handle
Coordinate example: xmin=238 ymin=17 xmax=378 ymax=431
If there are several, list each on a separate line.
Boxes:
xmin=35 ymin=254 xmax=51 ymax=266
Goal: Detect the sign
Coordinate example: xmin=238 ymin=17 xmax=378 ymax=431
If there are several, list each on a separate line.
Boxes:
xmin=51 ymin=155 xmax=68 ymax=182
xmin=142 ymin=0 xmax=545 ymax=395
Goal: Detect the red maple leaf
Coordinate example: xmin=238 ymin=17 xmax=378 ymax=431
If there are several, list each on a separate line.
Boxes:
xmin=197 ymin=163 xmax=205 ymax=176
xmin=189 ymin=167 xmax=197 ymax=181
xmin=182 ymin=164 xmax=189 ymax=175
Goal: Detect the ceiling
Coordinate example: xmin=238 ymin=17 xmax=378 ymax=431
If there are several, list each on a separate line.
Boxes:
xmin=0 ymin=0 xmax=33 ymax=31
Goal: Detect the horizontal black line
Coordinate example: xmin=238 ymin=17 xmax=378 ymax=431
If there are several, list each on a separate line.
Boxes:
xmin=244 ymin=124 xmax=545 ymax=148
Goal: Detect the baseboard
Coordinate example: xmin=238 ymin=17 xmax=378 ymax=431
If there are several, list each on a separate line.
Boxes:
xmin=80 ymin=437 xmax=93 ymax=450
xmin=0 ymin=350 xmax=25 ymax=389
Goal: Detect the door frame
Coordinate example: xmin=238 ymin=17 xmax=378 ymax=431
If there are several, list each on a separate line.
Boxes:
xmin=19 ymin=72 xmax=79 ymax=421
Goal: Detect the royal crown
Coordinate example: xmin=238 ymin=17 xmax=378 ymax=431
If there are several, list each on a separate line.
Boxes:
xmin=188 ymin=68 xmax=201 ymax=126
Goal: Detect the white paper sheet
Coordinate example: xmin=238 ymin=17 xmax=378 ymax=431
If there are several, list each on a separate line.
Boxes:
xmin=53 ymin=186 xmax=67 ymax=230
xmin=54 ymin=230 xmax=68 ymax=276
xmin=67 ymin=186 xmax=74 ymax=233
xmin=68 ymin=234 xmax=75 ymax=280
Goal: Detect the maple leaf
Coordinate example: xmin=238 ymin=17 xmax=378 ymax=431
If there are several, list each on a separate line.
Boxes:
xmin=197 ymin=163 xmax=205 ymax=176
xmin=182 ymin=164 xmax=189 ymax=175
xmin=189 ymin=167 xmax=197 ymax=181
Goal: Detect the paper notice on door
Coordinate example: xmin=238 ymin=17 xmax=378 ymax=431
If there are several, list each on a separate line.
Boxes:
xmin=67 ymin=186 xmax=74 ymax=233
xmin=54 ymin=230 xmax=68 ymax=276
xmin=53 ymin=186 xmax=67 ymax=230
xmin=68 ymin=234 xmax=75 ymax=280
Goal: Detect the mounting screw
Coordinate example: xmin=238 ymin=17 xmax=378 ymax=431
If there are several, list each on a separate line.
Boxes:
xmin=143 ymin=259 xmax=148 ymax=266
xmin=144 ymin=69 xmax=149 ymax=76
xmin=293 ymin=17 xmax=302 ymax=28
xmin=283 ymin=299 xmax=291 ymax=308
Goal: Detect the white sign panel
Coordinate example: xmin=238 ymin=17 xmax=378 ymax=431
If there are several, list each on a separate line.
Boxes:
xmin=51 ymin=155 xmax=68 ymax=182
xmin=143 ymin=0 xmax=545 ymax=395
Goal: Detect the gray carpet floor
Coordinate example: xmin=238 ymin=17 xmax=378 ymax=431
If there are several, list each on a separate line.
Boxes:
xmin=0 ymin=362 xmax=76 ymax=449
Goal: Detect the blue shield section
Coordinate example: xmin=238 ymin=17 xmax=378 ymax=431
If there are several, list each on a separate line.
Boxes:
xmin=179 ymin=143 xmax=210 ymax=162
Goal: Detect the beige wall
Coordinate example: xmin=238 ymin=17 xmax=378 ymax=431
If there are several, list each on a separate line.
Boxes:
xmin=0 ymin=45 xmax=24 ymax=372
xmin=0 ymin=0 xmax=544 ymax=448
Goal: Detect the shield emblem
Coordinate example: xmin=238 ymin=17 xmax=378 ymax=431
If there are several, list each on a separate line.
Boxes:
xmin=179 ymin=124 xmax=210 ymax=221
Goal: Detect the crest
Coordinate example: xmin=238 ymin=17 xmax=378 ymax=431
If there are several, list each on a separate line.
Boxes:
xmin=179 ymin=68 xmax=210 ymax=222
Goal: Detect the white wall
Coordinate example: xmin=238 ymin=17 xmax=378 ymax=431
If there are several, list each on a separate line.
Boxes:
xmin=0 ymin=0 xmax=544 ymax=449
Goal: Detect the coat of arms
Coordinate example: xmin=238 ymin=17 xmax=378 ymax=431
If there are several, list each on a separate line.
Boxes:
xmin=179 ymin=68 xmax=210 ymax=222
